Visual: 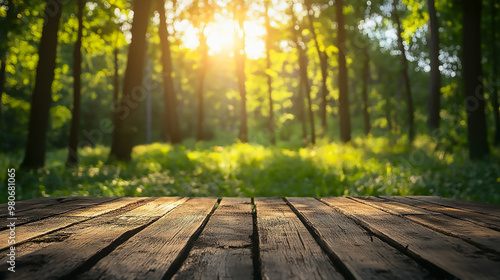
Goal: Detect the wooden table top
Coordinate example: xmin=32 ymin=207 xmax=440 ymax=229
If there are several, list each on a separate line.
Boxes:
xmin=1 ymin=196 xmax=499 ymax=279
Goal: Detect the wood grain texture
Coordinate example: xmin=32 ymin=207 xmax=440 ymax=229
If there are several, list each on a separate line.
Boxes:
xmin=399 ymin=196 xmax=500 ymax=230
xmin=0 ymin=196 xmax=116 ymax=230
xmin=255 ymin=197 xmax=343 ymax=280
xmin=320 ymin=197 xmax=500 ymax=280
xmin=409 ymin=196 xmax=500 ymax=218
xmin=0 ymin=196 xmax=77 ymax=217
xmin=370 ymin=196 xmax=500 ymax=253
xmin=0 ymin=197 xmax=186 ymax=280
xmin=0 ymin=197 xmax=146 ymax=250
xmin=0 ymin=197 xmax=155 ymax=263
xmin=77 ymin=197 xmax=218 ymax=280
xmin=173 ymin=198 xmax=254 ymax=280
xmin=286 ymin=197 xmax=432 ymax=280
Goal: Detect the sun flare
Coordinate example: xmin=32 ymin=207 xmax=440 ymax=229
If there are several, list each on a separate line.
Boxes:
xmin=178 ymin=14 xmax=266 ymax=59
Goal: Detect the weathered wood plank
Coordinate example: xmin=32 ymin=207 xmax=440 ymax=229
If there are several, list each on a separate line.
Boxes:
xmin=0 ymin=197 xmax=156 ymax=263
xmin=385 ymin=196 xmax=500 ymax=231
xmin=77 ymin=197 xmax=218 ymax=280
xmin=0 ymin=197 xmax=117 ymax=230
xmin=0 ymin=197 xmax=186 ymax=279
xmin=0 ymin=197 xmax=148 ymax=250
xmin=255 ymin=197 xmax=343 ymax=280
xmin=173 ymin=198 xmax=253 ymax=280
xmin=0 ymin=196 xmax=91 ymax=219
xmin=409 ymin=196 xmax=500 ymax=218
xmin=0 ymin=196 xmax=72 ymax=212
xmin=286 ymin=197 xmax=432 ymax=280
xmin=355 ymin=196 xmax=500 ymax=255
xmin=320 ymin=197 xmax=500 ymax=280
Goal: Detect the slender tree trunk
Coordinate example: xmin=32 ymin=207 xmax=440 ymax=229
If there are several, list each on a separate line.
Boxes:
xmin=336 ymin=0 xmax=351 ymax=143
xmin=298 ymin=74 xmax=307 ymax=142
xmin=112 ymin=46 xmax=120 ymax=131
xmin=109 ymin=0 xmax=152 ymax=161
xmin=291 ymin=2 xmax=315 ymax=145
xmin=158 ymin=0 xmax=182 ymax=143
xmin=145 ymin=59 xmax=152 ymax=143
xmin=301 ymin=53 xmax=316 ymax=145
xmin=393 ymin=0 xmax=415 ymax=142
xmin=264 ymin=1 xmax=275 ymax=145
xmin=463 ymin=0 xmax=489 ymax=159
xmin=234 ymin=1 xmax=248 ymax=142
xmin=305 ymin=0 xmax=328 ymax=135
xmin=0 ymin=54 xmax=6 ymax=126
xmin=427 ymin=0 xmax=441 ymax=131
xmin=362 ymin=50 xmax=371 ymax=135
xmin=66 ymin=0 xmax=84 ymax=167
xmin=196 ymin=29 xmax=208 ymax=141
xmin=21 ymin=1 xmax=63 ymax=169
xmin=491 ymin=0 xmax=500 ymax=146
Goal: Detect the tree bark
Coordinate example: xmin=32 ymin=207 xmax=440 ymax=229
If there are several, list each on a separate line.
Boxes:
xmin=361 ymin=50 xmax=371 ymax=135
xmin=158 ymin=0 xmax=182 ymax=143
xmin=393 ymin=0 xmax=415 ymax=142
xmin=265 ymin=1 xmax=275 ymax=145
xmin=336 ymin=0 xmax=351 ymax=143
xmin=66 ymin=0 xmax=84 ymax=167
xmin=427 ymin=0 xmax=441 ymax=131
xmin=196 ymin=28 xmax=208 ymax=142
xmin=234 ymin=1 xmax=248 ymax=142
xmin=305 ymin=0 xmax=328 ymax=135
xmin=462 ymin=0 xmax=489 ymax=159
xmin=109 ymin=0 xmax=152 ymax=161
xmin=490 ymin=0 xmax=500 ymax=146
xmin=21 ymin=1 xmax=63 ymax=169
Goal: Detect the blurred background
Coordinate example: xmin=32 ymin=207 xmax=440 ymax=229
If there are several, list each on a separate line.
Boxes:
xmin=0 ymin=0 xmax=499 ymax=203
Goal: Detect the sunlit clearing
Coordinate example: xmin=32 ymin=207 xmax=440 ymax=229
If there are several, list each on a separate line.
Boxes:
xmin=179 ymin=15 xmax=266 ymax=59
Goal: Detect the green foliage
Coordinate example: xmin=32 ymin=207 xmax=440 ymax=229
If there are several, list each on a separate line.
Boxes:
xmin=2 ymin=137 xmax=499 ymax=204
xmin=1 ymin=0 xmax=499 ymax=203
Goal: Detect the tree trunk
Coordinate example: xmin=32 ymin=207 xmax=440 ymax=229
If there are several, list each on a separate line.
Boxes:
xmin=298 ymin=74 xmax=307 ymax=142
xmin=109 ymin=0 xmax=152 ymax=161
xmin=158 ymin=0 xmax=182 ymax=144
xmin=301 ymin=53 xmax=316 ymax=145
xmin=305 ymin=0 xmax=328 ymax=135
xmin=196 ymin=28 xmax=208 ymax=142
xmin=393 ymin=0 xmax=415 ymax=142
xmin=361 ymin=50 xmax=371 ymax=135
xmin=66 ymin=0 xmax=84 ymax=167
xmin=290 ymin=3 xmax=315 ymax=145
xmin=336 ymin=0 xmax=351 ymax=143
xmin=234 ymin=1 xmax=248 ymax=142
xmin=427 ymin=0 xmax=441 ymax=131
xmin=145 ymin=59 xmax=152 ymax=144
xmin=462 ymin=0 xmax=489 ymax=159
xmin=112 ymin=46 xmax=120 ymax=133
xmin=265 ymin=1 xmax=275 ymax=145
xmin=0 ymin=54 xmax=5 ymax=126
xmin=21 ymin=1 xmax=63 ymax=169
xmin=491 ymin=0 xmax=500 ymax=146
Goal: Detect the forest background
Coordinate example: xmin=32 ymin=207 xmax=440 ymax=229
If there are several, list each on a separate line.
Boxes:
xmin=0 ymin=0 xmax=499 ymax=204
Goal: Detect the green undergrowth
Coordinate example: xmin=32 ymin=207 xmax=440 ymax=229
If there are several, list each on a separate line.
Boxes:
xmin=1 ymin=136 xmax=499 ymax=204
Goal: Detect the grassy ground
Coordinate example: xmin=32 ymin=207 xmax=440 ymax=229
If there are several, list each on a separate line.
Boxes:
xmin=1 ymin=136 xmax=500 ymax=204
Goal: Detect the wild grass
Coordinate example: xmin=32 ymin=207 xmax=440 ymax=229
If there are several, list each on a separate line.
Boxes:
xmin=1 ymin=135 xmax=499 ymax=204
